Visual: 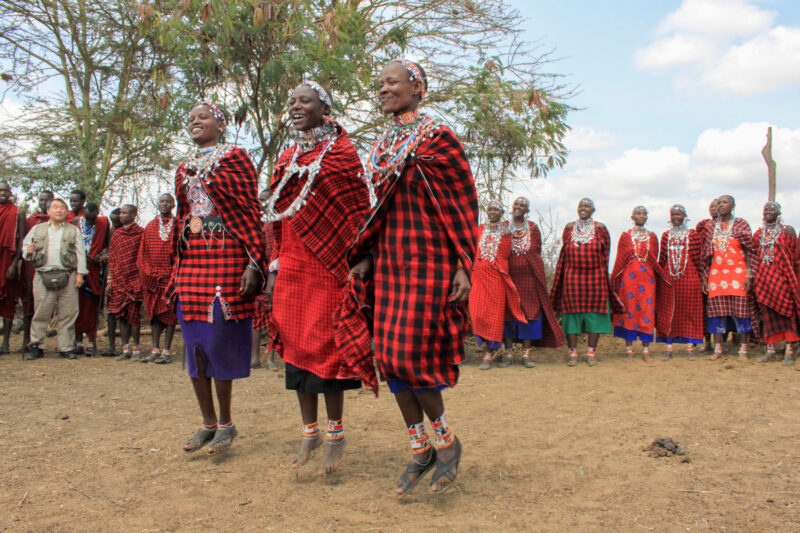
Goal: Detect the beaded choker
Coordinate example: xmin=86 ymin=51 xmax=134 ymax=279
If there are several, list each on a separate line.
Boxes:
xmin=571 ymin=219 xmax=595 ymax=246
xmin=759 ymin=221 xmax=782 ymax=264
xmin=630 ymin=226 xmax=650 ymax=262
xmin=712 ymin=218 xmax=735 ymax=253
xmin=365 ymin=112 xmax=436 ymax=187
xmin=158 ymin=215 xmax=174 ymax=241
xmin=183 ymin=144 xmax=232 ymax=184
xmin=510 ymin=220 xmax=530 ymax=255
xmin=295 ymin=121 xmax=336 ymax=153
xmin=478 ymin=222 xmax=504 ymax=262
xmin=667 ymin=225 xmax=690 ymax=278
xmin=263 ymin=127 xmax=339 ymax=223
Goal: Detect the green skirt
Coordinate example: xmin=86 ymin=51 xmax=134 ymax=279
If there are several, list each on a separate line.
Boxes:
xmin=561 ymin=312 xmax=612 ymax=335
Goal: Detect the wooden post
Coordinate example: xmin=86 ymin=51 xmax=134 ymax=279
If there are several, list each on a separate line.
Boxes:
xmin=762 ymin=126 xmax=777 ymax=202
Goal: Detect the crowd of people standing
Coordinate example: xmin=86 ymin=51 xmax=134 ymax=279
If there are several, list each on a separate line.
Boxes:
xmin=2 ymin=56 xmax=798 ymax=498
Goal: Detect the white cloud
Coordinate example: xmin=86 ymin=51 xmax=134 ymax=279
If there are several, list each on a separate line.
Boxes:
xmin=564 ymin=126 xmax=617 ymax=152
xmin=635 ymin=0 xmax=799 ymax=95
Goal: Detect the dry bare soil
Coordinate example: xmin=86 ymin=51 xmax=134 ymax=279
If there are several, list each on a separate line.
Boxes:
xmin=2 ymin=334 xmax=800 ymax=532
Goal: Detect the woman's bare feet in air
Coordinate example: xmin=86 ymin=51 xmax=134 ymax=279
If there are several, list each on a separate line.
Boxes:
xmin=292 ymin=436 xmax=322 ymax=469
xmin=320 ymin=438 xmax=346 ymax=475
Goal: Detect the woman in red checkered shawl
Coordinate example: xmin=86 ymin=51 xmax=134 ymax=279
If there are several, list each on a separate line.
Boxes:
xmin=752 ymin=201 xmax=799 ymax=364
xmin=264 ymin=81 xmax=370 ymax=475
xmin=107 ymin=204 xmax=144 ymax=359
xmin=698 ymin=195 xmax=759 ymax=360
xmin=551 ymin=198 xmax=622 ymax=367
xmin=610 ymin=206 xmax=665 ymax=362
xmin=655 ymin=205 xmax=704 ymax=361
xmin=469 ymin=200 xmax=525 ymax=370
xmin=171 ymin=102 xmax=265 ymax=456
xmin=348 ymin=59 xmax=479 ymax=495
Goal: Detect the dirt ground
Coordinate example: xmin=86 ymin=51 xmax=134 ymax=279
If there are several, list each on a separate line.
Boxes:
xmin=2 ymin=332 xmax=800 ymax=532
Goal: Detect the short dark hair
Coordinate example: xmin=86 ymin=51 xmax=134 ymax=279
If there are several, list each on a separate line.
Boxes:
xmin=70 ymin=189 xmax=87 ymax=201
xmin=121 ymin=204 xmax=138 ymax=215
xmin=110 ymin=207 xmax=121 ymax=216
xmin=84 ymin=202 xmax=99 ymax=214
xmin=40 ymin=190 xmax=54 ymax=197
xmin=46 ymin=198 xmax=68 ymax=209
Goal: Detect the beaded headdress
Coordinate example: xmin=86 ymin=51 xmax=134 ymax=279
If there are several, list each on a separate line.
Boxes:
xmin=392 ymin=58 xmax=427 ymax=102
xmin=515 ymin=197 xmax=530 ymax=209
xmin=764 ymin=200 xmax=781 ymax=213
xmin=579 ymin=197 xmax=595 ymax=209
xmin=487 ymin=199 xmax=504 ymax=211
xmin=670 ymin=204 xmax=687 ymax=216
xmin=297 ymin=80 xmax=332 ymax=108
xmin=199 ymin=101 xmax=227 ymax=126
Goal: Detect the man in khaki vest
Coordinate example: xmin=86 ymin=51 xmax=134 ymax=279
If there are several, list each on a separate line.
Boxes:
xmin=22 ymin=198 xmax=87 ymax=359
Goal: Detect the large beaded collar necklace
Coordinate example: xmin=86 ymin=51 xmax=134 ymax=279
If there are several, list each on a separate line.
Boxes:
xmin=263 ymin=123 xmax=339 ymax=223
xmin=571 ymin=218 xmax=595 ymax=246
xmin=712 ymin=217 xmax=735 ymax=253
xmin=630 ymin=226 xmax=650 ymax=262
xmin=759 ymin=221 xmax=782 ymax=264
xmin=365 ymin=110 xmax=437 ymax=188
xmin=158 ymin=214 xmax=174 ymax=242
xmin=478 ymin=221 xmax=504 ymax=262
xmin=78 ymin=216 xmax=95 ymax=250
xmin=510 ymin=219 xmax=530 ymax=255
xmin=183 ymin=144 xmax=232 ymax=185
xmin=295 ymin=121 xmax=336 ymax=153
xmin=667 ymin=224 xmax=690 ymax=278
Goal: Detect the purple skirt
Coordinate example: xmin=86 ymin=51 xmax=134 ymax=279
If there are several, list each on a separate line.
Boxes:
xmin=178 ymin=298 xmax=252 ymax=381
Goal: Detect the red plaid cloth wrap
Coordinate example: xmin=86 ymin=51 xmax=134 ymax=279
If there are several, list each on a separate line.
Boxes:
xmin=0 ymin=202 xmax=20 ymax=319
xmin=507 ymin=221 xmax=565 ymax=347
xmin=655 ymin=229 xmax=704 ymax=340
xmin=611 ymin=230 xmax=669 ymax=332
xmin=752 ymin=227 xmax=799 ymax=338
xmin=469 ymin=229 xmax=525 ymax=343
xmin=168 ymin=146 xmax=265 ymax=322
xmin=334 ymin=277 xmax=378 ymax=394
xmin=347 ymin=125 xmax=479 ymax=390
xmin=74 ymin=216 xmax=109 ymax=337
xmin=551 ymin=223 xmax=623 ymax=315
xmin=137 ymin=216 xmax=177 ymax=325
xmin=108 ymin=223 xmax=144 ymax=325
xmin=266 ymin=128 xmax=370 ymax=381
xmin=254 ymin=223 xmax=275 ymax=331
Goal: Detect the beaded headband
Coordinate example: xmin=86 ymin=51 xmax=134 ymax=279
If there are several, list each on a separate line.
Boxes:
xmin=392 ymin=58 xmax=427 ymax=102
xmin=670 ymin=204 xmax=687 ymax=216
xmin=515 ymin=197 xmax=530 ymax=208
xmin=764 ymin=200 xmax=781 ymax=212
xmin=296 ymin=80 xmax=332 ymax=108
xmin=579 ymin=197 xmax=595 ymax=209
xmin=487 ymin=199 xmax=504 ymax=211
xmin=199 ymin=101 xmax=227 ymax=126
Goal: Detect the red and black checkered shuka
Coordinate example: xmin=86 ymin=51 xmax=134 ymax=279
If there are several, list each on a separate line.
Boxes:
xmin=137 ymin=216 xmax=177 ymax=325
xmin=74 ymin=216 xmax=109 ymax=337
xmin=507 ymin=221 xmax=565 ymax=348
xmin=253 ymin=223 xmax=275 ymax=331
xmin=0 ymin=202 xmax=20 ymax=320
xmin=266 ymin=128 xmax=370 ymax=380
xmin=108 ymin=223 xmax=144 ymax=326
xmin=168 ymin=146 xmax=265 ymax=322
xmin=469 ymin=229 xmax=524 ymax=344
xmin=550 ymin=223 xmax=623 ymax=315
xmin=752 ymin=227 xmax=800 ymax=339
xmin=346 ymin=125 xmax=479 ymax=390
xmin=655 ymin=229 xmax=704 ymax=340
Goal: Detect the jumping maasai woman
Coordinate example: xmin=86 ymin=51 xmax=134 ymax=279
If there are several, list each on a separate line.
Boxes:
xmin=502 ymin=196 xmax=565 ymax=367
xmin=469 ymin=199 xmax=524 ymax=370
xmin=752 ymin=201 xmax=799 ymax=364
xmin=611 ymin=206 xmax=665 ymax=362
xmin=699 ymin=195 xmax=758 ymax=361
xmin=265 ymin=81 xmax=369 ymax=475
xmin=169 ymin=102 xmax=265 ymax=455
xmin=655 ymin=205 xmax=704 ymax=360
xmin=348 ymin=59 xmax=478 ymax=495
xmin=551 ymin=198 xmax=622 ymax=366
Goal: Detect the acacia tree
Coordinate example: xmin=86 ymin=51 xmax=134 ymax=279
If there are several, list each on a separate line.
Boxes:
xmin=0 ymin=0 xmax=176 ymax=203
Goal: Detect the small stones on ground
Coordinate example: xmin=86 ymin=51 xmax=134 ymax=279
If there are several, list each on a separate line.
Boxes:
xmin=646 ymin=437 xmax=687 ymax=458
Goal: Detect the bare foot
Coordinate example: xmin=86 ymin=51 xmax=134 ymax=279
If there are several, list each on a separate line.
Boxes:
xmin=709 ymin=352 xmax=721 ymax=361
xmin=291 ymin=436 xmax=322 ymax=469
xmin=320 ymin=437 xmax=346 ymax=475
xmin=642 ymin=353 xmax=652 ymax=363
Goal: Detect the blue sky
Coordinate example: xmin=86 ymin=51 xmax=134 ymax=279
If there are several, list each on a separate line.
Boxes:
xmin=505 ymin=0 xmax=800 ymax=255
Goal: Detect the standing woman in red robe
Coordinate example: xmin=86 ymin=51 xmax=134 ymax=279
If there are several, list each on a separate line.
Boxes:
xmin=752 ymin=201 xmax=799 ymax=364
xmin=502 ymin=196 xmax=565 ymax=367
xmin=170 ymin=102 xmax=265 ymax=456
xmin=610 ymin=206 xmax=664 ymax=362
xmin=551 ymin=198 xmax=621 ymax=366
xmin=107 ymin=205 xmax=144 ymax=360
xmin=265 ymin=81 xmax=369 ymax=475
xmin=0 ymin=181 xmax=26 ymax=354
xmin=655 ymin=205 xmax=704 ymax=360
xmin=469 ymin=200 xmax=525 ymax=370
xmin=348 ymin=59 xmax=478 ymax=495
xmin=73 ymin=203 xmax=110 ymax=356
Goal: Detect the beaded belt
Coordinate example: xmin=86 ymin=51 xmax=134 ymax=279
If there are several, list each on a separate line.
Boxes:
xmin=188 ymin=215 xmax=224 ymax=234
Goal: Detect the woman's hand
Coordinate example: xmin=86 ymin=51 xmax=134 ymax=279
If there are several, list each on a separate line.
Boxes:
xmin=448 ymin=268 xmax=470 ymax=303
xmin=265 ymin=272 xmax=277 ymax=304
xmin=240 ymin=265 xmax=259 ymax=296
xmin=348 ymin=256 xmax=372 ymax=281
xmin=702 ymin=280 xmax=708 ymax=295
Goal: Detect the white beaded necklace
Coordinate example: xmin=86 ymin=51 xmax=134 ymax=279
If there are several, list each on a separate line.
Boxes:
xmin=158 ymin=215 xmax=174 ymax=241
xmin=571 ymin=218 xmax=595 ymax=246
xmin=478 ymin=222 xmax=504 ymax=262
xmin=667 ymin=224 xmax=690 ymax=278
xmin=712 ymin=217 xmax=736 ymax=253
xmin=510 ymin=219 xmax=530 ymax=255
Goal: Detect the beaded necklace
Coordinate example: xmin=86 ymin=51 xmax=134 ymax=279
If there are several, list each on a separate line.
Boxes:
xmin=365 ymin=111 xmax=437 ymax=188
xmin=630 ymin=226 xmax=650 ymax=262
xmin=712 ymin=217 xmax=735 ymax=253
xmin=263 ymin=124 xmax=338 ymax=223
xmin=759 ymin=221 xmax=782 ymax=264
xmin=478 ymin=222 xmax=504 ymax=262
xmin=79 ymin=217 xmax=95 ymax=250
xmin=667 ymin=224 xmax=690 ymax=278
xmin=510 ymin=219 xmax=530 ymax=255
xmin=183 ymin=144 xmax=231 ymax=184
xmin=158 ymin=215 xmax=174 ymax=242
xmin=571 ymin=218 xmax=595 ymax=246
xmin=295 ymin=121 xmax=336 ymax=153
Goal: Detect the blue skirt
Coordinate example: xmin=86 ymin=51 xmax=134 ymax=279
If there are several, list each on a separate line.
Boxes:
xmin=656 ymin=336 xmax=703 ymax=344
xmin=707 ymin=316 xmax=752 ymax=334
xmin=614 ymin=326 xmax=654 ymax=343
xmin=503 ymin=317 xmax=543 ymax=341
xmin=178 ymin=298 xmax=252 ymax=381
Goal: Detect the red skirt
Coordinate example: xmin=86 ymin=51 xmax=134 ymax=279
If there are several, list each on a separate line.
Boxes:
xmin=612 ymin=260 xmax=656 ymax=335
xmin=143 ymin=280 xmax=177 ymax=325
xmin=469 ymin=258 xmax=523 ymax=344
xmin=760 ymin=305 xmax=800 ymax=343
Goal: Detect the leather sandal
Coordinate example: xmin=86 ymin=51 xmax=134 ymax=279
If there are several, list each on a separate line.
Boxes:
xmin=397 ymin=448 xmax=437 ymax=497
